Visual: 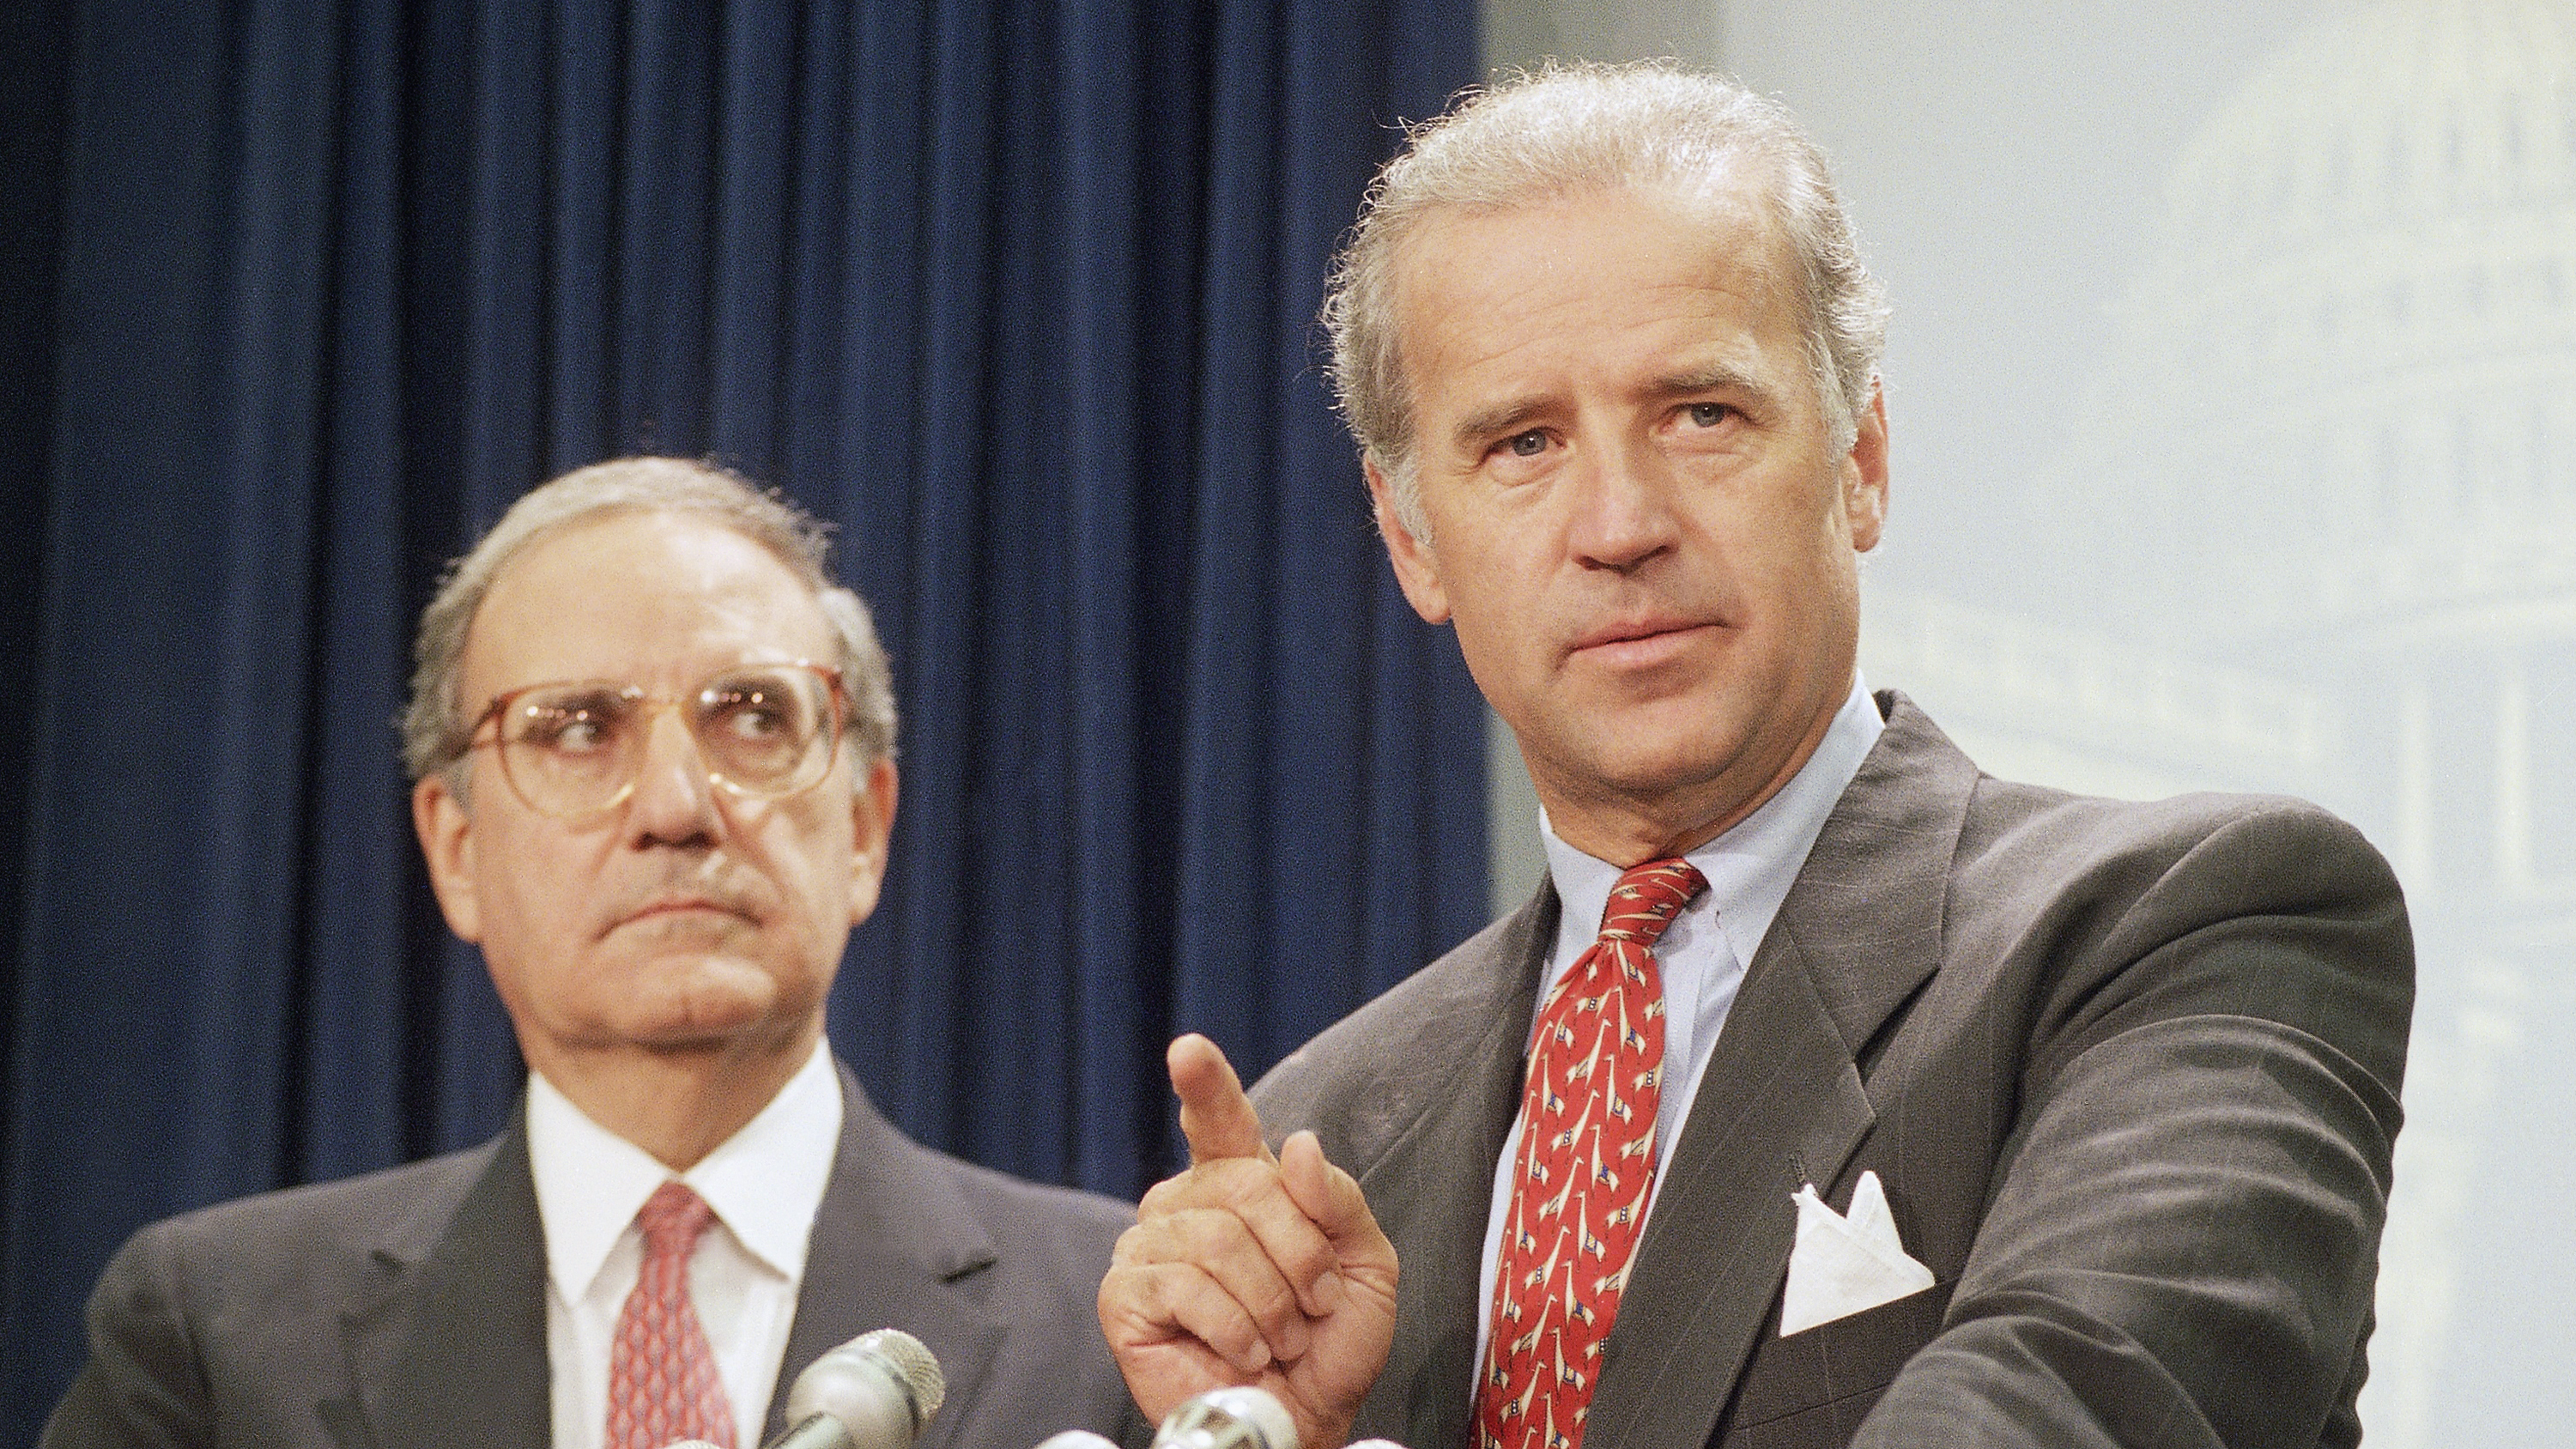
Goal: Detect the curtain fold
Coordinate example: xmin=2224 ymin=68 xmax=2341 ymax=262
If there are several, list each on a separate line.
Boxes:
xmin=0 ymin=0 xmax=1484 ymax=1433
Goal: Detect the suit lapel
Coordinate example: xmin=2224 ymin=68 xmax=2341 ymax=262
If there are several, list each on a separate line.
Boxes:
xmin=1336 ymin=889 xmax=1557 ymax=1449
xmin=338 ymin=1123 xmax=551 ymax=1449
xmin=1579 ymin=926 xmax=1874 ymax=1449
xmin=767 ymin=1064 xmax=1007 ymax=1447
xmin=1582 ymin=693 xmax=1973 ymax=1449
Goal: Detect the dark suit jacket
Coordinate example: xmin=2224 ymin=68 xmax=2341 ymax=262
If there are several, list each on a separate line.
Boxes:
xmin=42 ymin=1063 xmax=1148 ymax=1449
xmin=1252 ymin=694 xmax=2411 ymax=1449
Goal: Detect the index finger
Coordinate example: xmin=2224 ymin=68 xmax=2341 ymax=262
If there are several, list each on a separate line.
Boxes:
xmin=1169 ymin=1034 xmax=1272 ymax=1165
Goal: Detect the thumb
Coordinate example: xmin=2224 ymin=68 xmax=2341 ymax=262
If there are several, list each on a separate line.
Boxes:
xmin=1169 ymin=1034 xmax=1271 ymax=1165
xmin=1279 ymin=1128 xmax=1397 ymax=1293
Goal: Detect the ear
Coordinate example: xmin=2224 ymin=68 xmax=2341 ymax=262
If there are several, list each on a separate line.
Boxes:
xmin=413 ymin=773 xmax=482 ymax=943
xmin=1364 ymin=455 xmax=1453 ymax=625
xmin=846 ymin=755 xmax=899 ymax=926
xmin=1844 ymin=383 xmax=1890 ymax=554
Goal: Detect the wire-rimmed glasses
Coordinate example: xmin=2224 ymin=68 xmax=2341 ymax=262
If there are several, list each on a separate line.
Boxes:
xmin=463 ymin=660 xmax=848 ymax=822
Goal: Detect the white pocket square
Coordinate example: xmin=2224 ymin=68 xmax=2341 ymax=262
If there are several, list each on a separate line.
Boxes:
xmin=1779 ymin=1169 xmax=1936 ymax=1336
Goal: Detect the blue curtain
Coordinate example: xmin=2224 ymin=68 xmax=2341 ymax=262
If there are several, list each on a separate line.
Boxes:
xmin=0 ymin=0 xmax=1486 ymax=1434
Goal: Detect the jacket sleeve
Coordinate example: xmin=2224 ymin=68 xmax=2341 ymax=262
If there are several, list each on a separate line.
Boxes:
xmin=1853 ymin=802 xmax=2413 ymax=1449
xmin=41 ymin=1222 xmax=215 ymax=1449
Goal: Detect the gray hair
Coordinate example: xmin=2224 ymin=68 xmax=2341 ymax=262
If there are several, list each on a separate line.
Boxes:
xmin=401 ymin=456 xmax=899 ymax=793
xmin=1322 ymin=61 xmax=1889 ymax=539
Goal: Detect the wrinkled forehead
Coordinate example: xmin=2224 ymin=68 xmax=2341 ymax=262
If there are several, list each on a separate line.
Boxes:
xmin=1386 ymin=179 xmax=1809 ymax=380
xmin=1389 ymin=171 xmax=1803 ymax=342
xmin=461 ymin=509 xmax=835 ymax=700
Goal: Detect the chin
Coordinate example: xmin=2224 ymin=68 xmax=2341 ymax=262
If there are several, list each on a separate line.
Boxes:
xmin=1601 ymin=754 xmax=1744 ymax=807
xmin=1590 ymin=701 xmax=1756 ymax=779
xmin=617 ymin=967 xmax=800 ymax=1041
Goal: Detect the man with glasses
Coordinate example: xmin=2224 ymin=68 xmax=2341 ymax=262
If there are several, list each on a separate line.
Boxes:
xmin=45 ymin=458 xmax=1146 ymax=1449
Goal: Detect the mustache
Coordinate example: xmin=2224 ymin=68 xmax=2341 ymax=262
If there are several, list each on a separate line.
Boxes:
xmin=597 ymin=856 xmax=775 ymax=931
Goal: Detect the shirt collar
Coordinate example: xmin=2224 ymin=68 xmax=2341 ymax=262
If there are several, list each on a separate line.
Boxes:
xmin=1542 ymin=673 xmax=1885 ymax=964
xmin=526 ymin=1037 xmax=845 ymax=1300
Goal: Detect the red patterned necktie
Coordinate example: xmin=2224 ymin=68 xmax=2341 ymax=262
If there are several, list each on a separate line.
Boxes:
xmin=607 ymin=1181 xmax=736 ymax=1449
xmin=1476 ymin=858 xmax=1707 ymax=1449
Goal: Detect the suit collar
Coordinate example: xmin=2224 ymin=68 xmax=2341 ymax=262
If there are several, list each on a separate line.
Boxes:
xmin=1776 ymin=691 xmax=1974 ymax=1057
xmin=766 ymin=1063 xmax=1008 ymax=1445
xmin=1582 ymin=691 xmax=1974 ymax=1449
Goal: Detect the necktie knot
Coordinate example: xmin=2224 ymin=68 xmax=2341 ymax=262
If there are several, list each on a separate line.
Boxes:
xmin=635 ymin=1180 xmax=715 ymax=1261
xmin=1595 ymin=858 xmax=1706 ymax=948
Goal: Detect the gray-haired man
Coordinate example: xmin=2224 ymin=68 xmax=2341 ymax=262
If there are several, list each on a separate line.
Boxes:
xmin=1099 ymin=64 xmax=2410 ymax=1449
xmin=48 ymin=458 xmax=1145 ymax=1449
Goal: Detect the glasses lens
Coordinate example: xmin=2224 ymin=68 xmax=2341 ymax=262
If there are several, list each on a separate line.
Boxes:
xmin=692 ymin=666 xmax=835 ymax=795
xmin=496 ymin=683 xmax=639 ymax=818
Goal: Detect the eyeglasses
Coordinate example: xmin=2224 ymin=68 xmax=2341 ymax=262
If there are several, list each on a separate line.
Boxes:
xmin=462 ymin=661 xmax=848 ymax=822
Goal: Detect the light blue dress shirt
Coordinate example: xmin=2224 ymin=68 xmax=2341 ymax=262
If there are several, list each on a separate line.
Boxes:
xmin=1470 ymin=676 xmax=1887 ymax=1374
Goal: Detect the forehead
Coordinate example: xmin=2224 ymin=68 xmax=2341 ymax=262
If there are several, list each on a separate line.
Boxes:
xmin=461 ymin=509 xmax=834 ymax=695
xmin=1389 ymin=179 xmax=1809 ymax=409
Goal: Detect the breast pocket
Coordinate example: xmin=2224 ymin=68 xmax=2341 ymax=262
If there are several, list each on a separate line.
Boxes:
xmin=1711 ymin=1281 xmax=1953 ymax=1449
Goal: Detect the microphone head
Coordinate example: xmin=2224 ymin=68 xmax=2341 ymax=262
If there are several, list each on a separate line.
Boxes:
xmin=855 ymin=1328 xmax=946 ymax=1426
xmin=1149 ymin=1385 xmax=1297 ymax=1449
xmin=785 ymin=1328 xmax=947 ymax=1449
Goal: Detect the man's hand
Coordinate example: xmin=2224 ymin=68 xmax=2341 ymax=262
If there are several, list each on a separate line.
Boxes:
xmin=1099 ymin=1035 xmax=1398 ymax=1449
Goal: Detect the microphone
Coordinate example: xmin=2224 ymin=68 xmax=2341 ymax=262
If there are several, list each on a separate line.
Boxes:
xmin=766 ymin=1328 xmax=948 ymax=1449
xmin=1149 ymin=1386 xmax=1297 ymax=1449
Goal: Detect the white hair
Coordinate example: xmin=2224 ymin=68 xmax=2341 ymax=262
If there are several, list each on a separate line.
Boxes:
xmin=401 ymin=456 xmax=897 ymax=793
xmin=1321 ymin=61 xmax=1888 ymax=538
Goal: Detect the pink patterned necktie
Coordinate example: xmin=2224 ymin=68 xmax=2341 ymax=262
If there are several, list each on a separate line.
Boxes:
xmin=1476 ymin=858 xmax=1707 ymax=1449
xmin=607 ymin=1181 xmax=736 ymax=1449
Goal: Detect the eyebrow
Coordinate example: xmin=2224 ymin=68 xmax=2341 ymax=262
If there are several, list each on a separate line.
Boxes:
xmin=1450 ymin=395 xmax=1552 ymax=454
xmin=1646 ymin=362 xmax=1773 ymax=402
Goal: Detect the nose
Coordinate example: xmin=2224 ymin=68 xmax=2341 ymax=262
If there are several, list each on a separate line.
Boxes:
xmin=625 ymin=706 xmax=722 ymax=846
xmin=1564 ymin=433 xmax=1679 ymax=572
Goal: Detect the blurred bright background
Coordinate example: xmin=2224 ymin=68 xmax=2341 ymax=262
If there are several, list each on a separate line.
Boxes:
xmin=1481 ymin=3 xmax=2576 ymax=1442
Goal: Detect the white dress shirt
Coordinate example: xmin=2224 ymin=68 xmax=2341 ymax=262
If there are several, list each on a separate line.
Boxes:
xmin=1472 ymin=676 xmax=1886 ymax=1373
xmin=528 ymin=1039 xmax=844 ymax=1449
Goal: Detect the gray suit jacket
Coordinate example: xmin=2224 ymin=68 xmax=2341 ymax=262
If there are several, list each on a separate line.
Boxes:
xmin=43 ymin=1062 xmax=1149 ymax=1449
xmin=1253 ymin=694 xmax=2411 ymax=1449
